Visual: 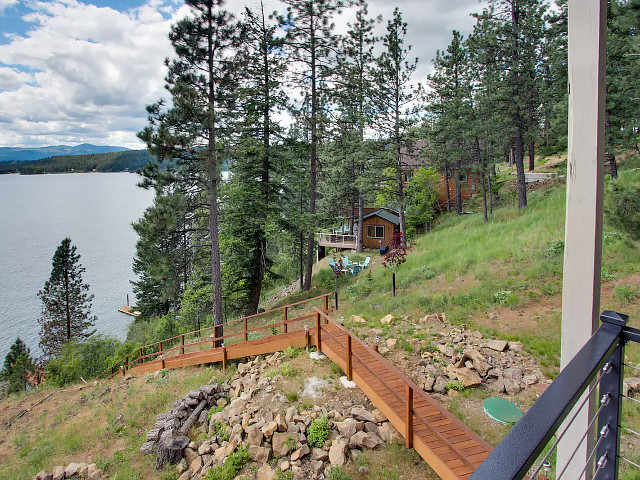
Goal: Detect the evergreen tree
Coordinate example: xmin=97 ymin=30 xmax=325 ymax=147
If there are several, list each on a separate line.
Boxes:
xmin=280 ymin=0 xmax=350 ymax=291
xmin=139 ymin=0 xmax=240 ymax=338
xmin=222 ymin=1 xmax=287 ymax=314
xmin=1 ymin=338 xmax=35 ymax=394
xmin=37 ymin=238 xmax=96 ymax=359
xmin=374 ymin=7 xmax=420 ymax=238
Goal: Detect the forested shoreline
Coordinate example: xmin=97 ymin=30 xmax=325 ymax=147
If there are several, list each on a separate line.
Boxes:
xmin=0 ymin=149 xmax=155 ymax=175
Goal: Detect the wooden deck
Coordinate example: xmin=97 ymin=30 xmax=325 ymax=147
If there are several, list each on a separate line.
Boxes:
xmin=105 ymin=297 xmax=491 ymax=479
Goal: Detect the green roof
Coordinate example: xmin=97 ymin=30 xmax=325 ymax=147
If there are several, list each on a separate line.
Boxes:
xmin=362 ymin=209 xmax=400 ymax=225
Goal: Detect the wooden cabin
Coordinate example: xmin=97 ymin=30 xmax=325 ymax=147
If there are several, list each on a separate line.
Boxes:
xmin=317 ymin=208 xmax=400 ymax=254
xmin=358 ymin=209 xmax=400 ymax=249
xmin=399 ymin=140 xmax=482 ymax=210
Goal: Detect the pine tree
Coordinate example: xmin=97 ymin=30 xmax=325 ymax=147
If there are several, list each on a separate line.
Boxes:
xmin=37 ymin=238 xmax=96 ymax=359
xmin=280 ymin=0 xmax=349 ymax=291
xmin=139 ymin=0 xmax=240 ymax=338
xmin=1 ymin=338 xmax=35 ymax=394
xmin=374 ymin=7 xmax=420 ymax=238
xmin=222 ymin=1 xmax=287 ymax=314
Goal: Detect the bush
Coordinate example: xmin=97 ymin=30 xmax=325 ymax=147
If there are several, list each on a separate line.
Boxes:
xmin=493 ymin=290 xmax=512 ymax=304
xmin=307 ymin=416 xmax=330 ymax=448
xmin=46 ymin=335 xmax=124 ymax=386
xmin=606 ymin=173 xmax=640 ymax=239
xmin=205 ymin=445 xmax=248 ymax=480
xmin=613 ymin=285 xmax=639 ymax=304
xmin=422 ymin=266 xmax=436 ymax=279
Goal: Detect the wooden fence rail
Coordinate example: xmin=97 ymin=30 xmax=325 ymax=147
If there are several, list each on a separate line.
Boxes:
xmin=100 ymin=293 xmax=333 ymax=379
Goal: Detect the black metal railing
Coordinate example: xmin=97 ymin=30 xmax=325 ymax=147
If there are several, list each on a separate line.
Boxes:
xmin=470 ymin=311 xmax=640 ymax=480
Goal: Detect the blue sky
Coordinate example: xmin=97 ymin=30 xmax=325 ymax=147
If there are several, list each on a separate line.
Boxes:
xmin=0 ymin=0 xmax=484 ymax=149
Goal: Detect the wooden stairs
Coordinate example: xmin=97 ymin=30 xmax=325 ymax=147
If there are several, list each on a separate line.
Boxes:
xmin=103 ymin=294 xmax=492 ymax=479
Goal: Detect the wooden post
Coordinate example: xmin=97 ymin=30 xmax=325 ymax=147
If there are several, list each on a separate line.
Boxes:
xmin=558 ymin=2 xmax=607 ymax=479
xmin=406 ymin=385 xmax=413 ymax=449
xmin=161 ymin=357 xmax=165 ymax=369
xmin=374 ymin=345 xmax=378 ymax=353
xmin=222 ymin=346 xmax=227 ymax=373
xmin=125 ymin=356 xmax=129 ymax=371
xmin=346 ymin=335 xmax=352 ymax=381
xmin=323 ymin=295 xmax=329 ymax=312
xmin=315 ymin=312 xmax=322 ymax=354
xmin=122 ymin=366 xmax=125 ymax=377
xmin=283 ymin=307 xmax=288 ymax=334
xmin=111 ymin=366 xmax=114 ymax=376
xmin=244 ymin=318 xmax=248 ymax=342
xmin=139 ymin=347 xmax=143 ymax=363
xmin=159 ymin=341 xmax=163 ymax=354
xmin=180 ymin=335 xmax=185 ymax=355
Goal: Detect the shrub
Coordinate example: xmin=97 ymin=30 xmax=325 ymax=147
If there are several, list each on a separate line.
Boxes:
xmin=445 ymin=380 xmax=466 ymax=392
xmin=285 ymin=391 xmax=298 ymax=402
xmin=613 ymin=285 xmax=639 ymax=304
xmin=279 ymin=362 xmax=296 ymax=377
xmin=546 ymin=240 xmax=565 ymax=257
xmin=422 ymin=266 xmax=436 ymax=279
xmin=205 ymin=445 xmax=248 ymax=480
xmin=493 ymin=290 xmax=512 ymax=305
xmin=606 ymin=173 xmax=640 ymax=239
xmin=283 ymin=346 xmax=298 ymax=358
xmin=46 ymin=335 xmax=124 ymax=387
xmin=307 ymin=416 xmax=330 ymax=448
xmin=326 ymin=466 xmax=351 ymax=480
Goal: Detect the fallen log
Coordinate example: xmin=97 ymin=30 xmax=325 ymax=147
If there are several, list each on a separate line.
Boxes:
xmin=178 ymin=399 xmax=207 ymax=436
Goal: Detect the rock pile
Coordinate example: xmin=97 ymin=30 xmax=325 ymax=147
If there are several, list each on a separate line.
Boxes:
xmin=147 ymin=353 xmax=402 ymax=480
xmin=412 ymin=325 xmax=550 ymax=396
xmin=33 ymin=462 xmax=105 ymax=480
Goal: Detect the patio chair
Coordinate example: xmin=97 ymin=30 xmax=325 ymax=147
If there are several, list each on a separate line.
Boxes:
xmin=350 ymin=265 xmax=361 ymax=275
xmin=342 ymin=256 xmax=351 ymax=267
xmin=329 ymin=258 xmax=336 ymax=268
xmin=359 ymin=257 xmax=371 ymax=269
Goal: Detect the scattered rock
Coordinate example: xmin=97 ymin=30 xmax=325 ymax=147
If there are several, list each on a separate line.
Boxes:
xmin=380 ymin=314 xmax=395 ymax=325
xmin=257 ymin=464 xmax=277 ymax=480
xmin=352 ymin=315 xmax=367 ymax=324
xmin=329 ymin=437 xmax=348 ymax=466
xmin=486 ymin=339 xmax=508 ymax=352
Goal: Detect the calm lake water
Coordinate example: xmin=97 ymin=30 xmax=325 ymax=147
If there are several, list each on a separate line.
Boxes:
xmin=0 ymin=173 xmax=154 ymax=360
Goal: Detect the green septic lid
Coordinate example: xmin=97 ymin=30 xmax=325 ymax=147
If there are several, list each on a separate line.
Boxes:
xmin=483 ymin=397 xmax=523 ymax=424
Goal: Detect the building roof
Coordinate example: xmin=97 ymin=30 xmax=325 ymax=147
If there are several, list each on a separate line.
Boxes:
xmin=363 ymin=208 xmax=400 ymax=225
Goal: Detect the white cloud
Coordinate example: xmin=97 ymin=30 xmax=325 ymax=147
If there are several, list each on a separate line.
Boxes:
xmin=0 ymin=0 xmax=18 ymax=14
xmin=0 ymin=0 xmax=189 ymax=148
xmin=0 ymin=0 xmax=486 ymax=148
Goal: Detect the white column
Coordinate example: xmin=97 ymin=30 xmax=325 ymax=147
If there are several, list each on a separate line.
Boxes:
xmin=558 ymin=1 xmax=607 ymax=479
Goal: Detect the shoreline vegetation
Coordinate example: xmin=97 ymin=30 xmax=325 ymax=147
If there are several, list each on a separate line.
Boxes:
xmin=0 ymin=149 xmax=155 ymax=175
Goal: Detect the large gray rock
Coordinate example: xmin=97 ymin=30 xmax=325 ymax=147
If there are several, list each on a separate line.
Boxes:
xmin=257 ymin=464 xmax=277 ymax=480
xmin=272 ymin=431 xmax=296 ymax=457
xmin=349 ymin=407 xmax=375 ymax=423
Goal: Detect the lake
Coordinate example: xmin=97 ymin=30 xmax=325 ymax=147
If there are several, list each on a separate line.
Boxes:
xmin=0 ymin=173 xmax=154 ymax=360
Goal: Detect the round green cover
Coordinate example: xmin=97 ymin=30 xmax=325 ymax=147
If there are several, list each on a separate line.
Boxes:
xmin=483 ymin=397 xmax=523 ymax=424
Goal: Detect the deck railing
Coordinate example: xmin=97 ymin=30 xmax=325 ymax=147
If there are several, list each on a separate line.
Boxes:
xmin=100 ymin=293 xmax=333 ymax=379
xmin=470 ymin=311 xmax=638 ymax=480
xmin=317 ymin=232 xmax=357 ymax=247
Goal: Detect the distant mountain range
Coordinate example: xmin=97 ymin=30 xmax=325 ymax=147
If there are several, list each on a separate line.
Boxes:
xmin=0 ymin=143 xmax=131 ymax=163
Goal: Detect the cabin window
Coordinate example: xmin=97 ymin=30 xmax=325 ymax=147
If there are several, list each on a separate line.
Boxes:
xmin=367 ymin=225 xmax=385 ymax=239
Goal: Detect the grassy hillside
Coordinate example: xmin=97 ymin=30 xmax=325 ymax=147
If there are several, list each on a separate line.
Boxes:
xmin=292 ymin=156 xmax=640 ymax=375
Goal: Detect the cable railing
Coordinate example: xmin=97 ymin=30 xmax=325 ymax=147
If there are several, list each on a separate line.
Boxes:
xmin=100 ymin=293 xmax=333 ymax=379
xmin=470 ymin=311 xmax=639 ymax=480
xmin=317 ymin=232 xmax=357 ymax=247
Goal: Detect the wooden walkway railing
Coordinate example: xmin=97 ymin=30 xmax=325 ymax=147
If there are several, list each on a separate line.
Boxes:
xmin=312 ymin=308 xmax=493 ymax=480
xmin=102 ymin=299 xmax=492 ymax=479
xmin=100 ymin=293 xmax=332 ymax=379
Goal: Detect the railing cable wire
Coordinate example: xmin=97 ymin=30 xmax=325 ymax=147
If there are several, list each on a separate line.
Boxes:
xmin=555 ymin=395 xmax=610 ymax=480
xmin=622 ymin=394 xmax=640 ymax=406
xmin=619 ymin=455 xmax=640 ymax=469
xmin=573 ymin=424 xmax=609 ymax=480
xmin=619 ymin=424 xmax=640 ymax=438
xmin=622 ymin=362 xmax=640 ymax=373
xmin=528 ymin=367 xmax=610 ymax=479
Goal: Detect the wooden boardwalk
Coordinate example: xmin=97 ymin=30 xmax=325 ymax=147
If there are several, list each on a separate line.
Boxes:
xmin=313 ymin=308 xmax=492 ymax=480
xmin=103 ymin=296 xmax=492 ymax=479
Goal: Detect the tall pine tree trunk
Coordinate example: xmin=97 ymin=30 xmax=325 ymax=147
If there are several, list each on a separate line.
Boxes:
xmin=528 ymin=138 xmax=535 ymax=171
xmin=444 ymin=161 xmax=452 ymax=213
xmin=357 ymin=191 xmax=364 ymax=252
xmin=511 ymin=1 xmax=527 ymax=209
xmin=454 ymin=160 xmax=462 ymax=215
xmin=207 ymin=5 xmax=223 ymax=340
xmin=515 ymin=129 xmax=527 ymax=208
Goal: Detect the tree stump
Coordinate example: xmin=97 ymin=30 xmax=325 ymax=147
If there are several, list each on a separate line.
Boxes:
xmin=155 ymin=435 xmax=190 ymax=470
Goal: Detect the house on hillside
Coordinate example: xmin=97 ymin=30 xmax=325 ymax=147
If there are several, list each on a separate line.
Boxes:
xmin=399 ymin=140 xmax=482 ymax=210
xmin=317 ymin=208 xmax=400 ymax=257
